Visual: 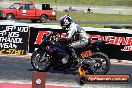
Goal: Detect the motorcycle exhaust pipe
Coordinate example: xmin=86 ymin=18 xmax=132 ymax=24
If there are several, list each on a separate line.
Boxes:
xmin=81 ymin=59 xmax=95 ymax=70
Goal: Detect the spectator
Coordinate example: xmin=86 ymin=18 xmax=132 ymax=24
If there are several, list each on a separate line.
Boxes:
xmin=87 ymin=8 xmax=91 ymax=12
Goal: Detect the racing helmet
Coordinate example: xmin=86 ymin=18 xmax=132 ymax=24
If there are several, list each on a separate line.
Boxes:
xmin=60 ymin=15 xmax=72 ymax=30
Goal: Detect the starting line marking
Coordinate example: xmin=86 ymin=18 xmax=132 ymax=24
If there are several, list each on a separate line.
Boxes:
xmin=0 ymin=80 xmax=80 ymax=88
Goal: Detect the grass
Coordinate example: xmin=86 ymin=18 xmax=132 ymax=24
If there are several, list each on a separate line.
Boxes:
xmin=43 ymin=22 xmax=107 ymax=28
xmin=11 ymin=0 xmax=132 ymax=6
xmin=79 ymin=24 xmax=132 ymax=29
xmin=56 ymin=12 xmax=132 ymax=22
xmin=45 ymin=11 xmax=132 ymax=28
xmin=79 ymin=24 xmax=108 ymax=28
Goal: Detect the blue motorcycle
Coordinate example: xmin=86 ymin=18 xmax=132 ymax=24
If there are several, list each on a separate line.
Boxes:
xmin=31 ymin=31 xmax=111 ymax=74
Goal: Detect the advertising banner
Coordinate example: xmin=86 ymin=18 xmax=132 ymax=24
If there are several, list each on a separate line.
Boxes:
xmin=29 ymin=27 xmax=67 ymax=53
xmin=29 ymin=27 xmax=132 ymax=60
xmin=0 ymin=25 xmax=29 ymax=55
xmin=87 ymin=30 xmax=132 ymax=60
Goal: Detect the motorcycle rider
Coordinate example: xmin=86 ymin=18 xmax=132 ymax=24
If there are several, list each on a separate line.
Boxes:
xmin=60 ymin=15 xmax=90 ymax=60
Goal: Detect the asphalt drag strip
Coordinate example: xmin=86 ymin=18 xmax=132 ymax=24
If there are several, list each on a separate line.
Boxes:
xmin=0 ymin=56 xmax=132 ymax=88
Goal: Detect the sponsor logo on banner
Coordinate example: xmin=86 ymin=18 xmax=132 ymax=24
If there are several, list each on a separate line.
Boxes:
xmin=89 ymin=35 xmax=132 ymax=52
xmin=34 ymin=31 xmax=132 ymax=52
xmin=77 ymin=74 xmax=130 ymax=84
xmin=121 ymin=45 xmax=132 ymax=52
xmin=34 ymin=31 xmax=66 ymax=44
xmin=0 ymin=25 xmax=29 ymax=54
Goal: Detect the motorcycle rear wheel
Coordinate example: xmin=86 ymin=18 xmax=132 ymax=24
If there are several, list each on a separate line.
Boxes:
xmin=83 ymin=52 xmax=111 ymax=74
xmin=31 ymin=50 xmax=51 ymax=71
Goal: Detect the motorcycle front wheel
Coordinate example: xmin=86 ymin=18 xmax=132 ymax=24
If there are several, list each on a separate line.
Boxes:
xmin=31 ymin=50 xmax=51 ymax=71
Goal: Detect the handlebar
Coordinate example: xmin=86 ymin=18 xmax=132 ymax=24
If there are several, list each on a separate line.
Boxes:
xmin=42 ymin=31 xmax=75 ymax=44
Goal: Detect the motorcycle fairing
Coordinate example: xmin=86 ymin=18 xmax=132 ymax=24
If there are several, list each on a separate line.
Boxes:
xmin=46 ymin=44 xmax=66 ymax=55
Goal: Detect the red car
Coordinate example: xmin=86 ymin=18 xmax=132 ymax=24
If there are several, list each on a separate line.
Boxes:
xmin=0 ymin=2 xmax=56 ymax=23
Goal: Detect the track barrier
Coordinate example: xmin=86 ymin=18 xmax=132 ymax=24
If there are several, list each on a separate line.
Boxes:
xmin=0 ymin=21 xmax=132 ymax=60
